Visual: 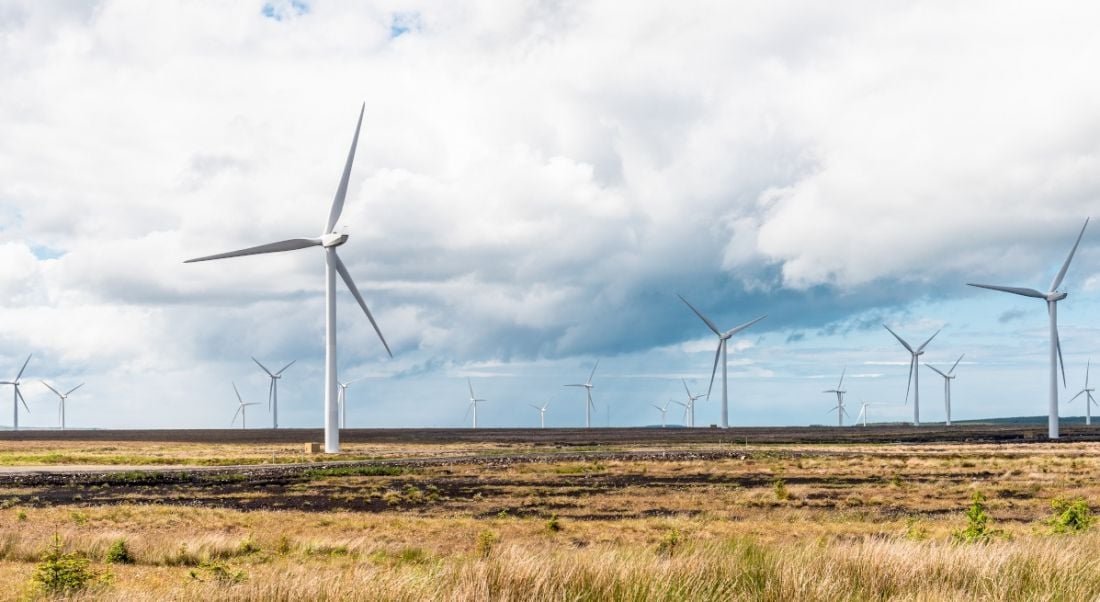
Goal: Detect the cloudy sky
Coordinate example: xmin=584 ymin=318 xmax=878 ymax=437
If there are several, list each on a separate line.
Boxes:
xmin=3 ymin=0 xmax=1100 ymax=430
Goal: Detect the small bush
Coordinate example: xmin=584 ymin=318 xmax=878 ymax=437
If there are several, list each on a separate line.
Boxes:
xmin=189 ymin=560 xmax=246 ymax=585
xmin=30 ymin=533 xmax=99 ymax=594
xmin=105 ymin=539 xmax=134 ymax=564
xmin=773 ymin=478 xmax=790 ymax=501
xmin=275 ymin=534 xmax=293 ymax=555
xmin=954 ymin=491 xmax=998 ymax=543
xmin=475 ymin=530 xmax=497 ymax=559
xmin=545 ymin=515 xmax=562 ymax=533
xmin=1048 ymin=497 xmax=1093 ymax=534
xmin=70 ymin=511 xmax=88 ymax=526
xmin=236 ymin=537 xmax=261 ymax=556
xmin=16 ymin=509 xmax=27 ymax=522
xmin=656 ymin=529 xmax=681 ymax=558
xmin=904 ymin=517 xmax=929 ymax=541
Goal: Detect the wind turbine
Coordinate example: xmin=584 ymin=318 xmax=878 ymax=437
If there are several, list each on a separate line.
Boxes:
xmin=252 ymin=357 xmax=295 ymax=429
xmin=968 ymin=218 xmax=1089 ymax=439
xmin=465 ymin=378 xmax=485 ymax=429
xmin=925 ymin=354 xmax=964 ymax=426
xmin=528 ymin=400 xmax=550 ymax=428
xmin=40 ymin=381 xmax=83 ymax=430
xmin=337 ymin=375 xmax=368 ymax=429
xmin=822 ymin=367 xmax=847 ymax=427
xmin=677 ymin=295 xmax=766 ymax=428
xmin=883 ymin=325 xmax=940 ymax=426
xmin=855 ymin=400 xmax=874 ymax=427
xmin=670 ymin=400 xmax=690 ymax=426
xmin=681 ymin=379 xmax=705 ymax=428
xmin=186 ymin=104 xmax=392 ymax=453
xmin=1068 ymin=359 xmax=1098 ymax=426
xmin=650 ymin=401 xmax=673 ymax=428
xmin=564 ymin=360 xmax=599 ymax=428
xmin=1 ymin=355 xmax=31 ymax=431
xmin=231 ymin=382 xmax=261 ymax=429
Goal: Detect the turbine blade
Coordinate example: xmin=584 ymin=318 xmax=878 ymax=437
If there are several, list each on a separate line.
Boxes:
xmin=837 ymin=366 xmax=846 ymax=390
xmin=682 ymin=378 xmax=693 ymax=399
xmin=468 ymin=377 xmax=475 ymax=399
xmin=1050 ymin=218 xmax=1090 ymax=291
xmin=15 ymin=354 xmax=31 ymax=381
xmin=966 ymin=283 xmax=1046 ymax=299
xmin=926 ymin=364 xmax=948 ymax=378
xmin=232 ymin=381 xmax=244 ymax=405
xmin=917 ymin=329 xmax=940 ymax=352
xmin=252 ymin=357 xmax=275 ymax=377
xmin=1055 ymin=324 xmax=1067 ymax=388
xmin=563 ymin=384 xmax=585 ymax=388
xmin=267 ymin=379 xmax=275 ymax=412
xmin=40 ymin=381 xmax=61 ymax=398
xmin=882 ymin=325 xmax=914 ymax=353
xmin=17 ymin=387 xmax=29 ymax=412
xmin=275 ymin=360 xmax=296 ymax=375
xmin=462 ymin=403 xmax=471 ymax=422
xmin=65 ymin=383 xmax=84 ymax=396
xmin=949 ymin=354 xmax=965 ymax=375
xmin=587 ymin=360 xmax=600 ymax=385
xmin=232 ymin=406 xmax=242 ymax=425
xmin=724 ymin=314 xmax=767 ymax=337
xmin=1069 ymin=389 xmax=1086 ymax=402
xmin=677 ymin=294 xmax=722 ymax=336
xmin=333 ymin=251 xmax=392 ymax=358
xmin=325 ymin=103 xmax=365 ymax=235
xmin=1086 ymin=358 xmax=1091 ymax=388
xmin=530 ymin=404 xmax=542 ymax=411
xmin=905 ymin=356 xmax=914 ymax=402
xmin=706 ymin=341 xmax=722 ymax=399
xmin=184 ymin=238 xmax=321 ymax=263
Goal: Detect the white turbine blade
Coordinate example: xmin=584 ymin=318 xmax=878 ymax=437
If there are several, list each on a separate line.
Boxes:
xmin=587 ymin=360 xmax=600 ymax=385
xmin=1052 ymin=316 xmax=1067 ymax=388
xmin=15 ymin=354 xmax=31 ymax=381
xmin=1050 ymin=218 xmax=1090 ymax=291
xmin=462 ymin=403 xmax=472 ymax=422
xmin=682 ymin=378 xmax=693 ymax=399
xmin=651 ymin=403 xmax=663 ymax=411
xmin=837 ymin=366 xmax=846 ymax=390
xmin=40 ymin=381 xmax=62 ymax=398
xmin=904 ymin=356 xmax=914 ymax=402
xmin=882 ymin=325 xmax=914 ymax=353
xmin=917 ymin=329 xmax=940 ymax=352
xmin=252 ymin=357 xmax=275 ymax=377
xmin=17 ymin=387 xmax=29 ymax=412
xmin=346 ymin=375 xmax=370 ymax=385
xmin=333 ymin=251 xmax=393 ymax=358
xmin=185 ymin=238 xmax=321 ymax=263
xmin=275 ymin=360 xmax=296 ymax=376
xmin=529 ymin=404 xmax=542 ymax=411
xmin=232 ymin=406 xmax=243 ymax=426
xmin=706 ymin=341 xmax=722 ymax=399
xmin=677 ymin=294 xmax=722 ymax=336
xmin=724 ymin=314 xmax=767 ymax=338
xmin=232 ymin=381 xmax=244 ymax=405
xmin=65 ymin=383 xmax=84 ymax=396
xmin=563 ymin=384 xmax=586 ymax=388
xmin=966 ymin=283 xmax=1046 ymax=298
xmin=243 ymin=402 xmax=261 ymax=407
xmin=1086 ymin=359 xmax=1091 ymax=388
xmin=1069 ymin=389 xmax=1086 ymax=402
xmin=926 ymin=364 xmax=949 ymax=378
xmin=949 ymin=354 xmax=965 ymax=375
xmin=267 ymin=379 xmax=274 ymax=412
xmin=325 ymin=103 xmax=365 ymax=235
xmin=467 ymin=377 xmax=475 ymax=399
xmin=671 ymin=400 xmax=687 ymax=408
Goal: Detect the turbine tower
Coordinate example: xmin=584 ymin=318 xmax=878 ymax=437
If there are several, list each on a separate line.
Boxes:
xmin=822 ymin=367 xmax=847 ymax=427
xmin=1068 ymin=359 xmax=1098 ymax=426
xmin=564 ymin=361 xmax=599 ymax=428
xmin=40 ymin=381 xmax=83 ymax=430
xmin=651 ymin=401 xmax=672 ymax=428
xmin=1 ymin=355 xmax=31 ymax=431
xmin=252 ymin=357 xmax=296 ymax=429
xmin=926 ymin=354 xmax=964 ymax=426
xmin=464 ymin=378 xmax=486 ymax=429
xmin=968 ymin=218 xmax=1089 ymax=439
xmin=883 ymin=324 xmax=940 ymax=426
xmin=231 ymin=382 xmax=261 ymax=429
xmin=186 ymin=104 xmax=392 ymax=453
xmin=337 ymin=375 xmax=367 ymax=429
xmin=856 ymin=400 xmax=873 ymax=427
xmin=681 ymin=379 xmax=705 ymax=428
xmin=529 ymin=400 xmax=550 ymax=428
xmin=678 ymin=295 xmax=766 ymax=428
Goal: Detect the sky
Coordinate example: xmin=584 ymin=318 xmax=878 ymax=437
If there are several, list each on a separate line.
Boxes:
xmin=3 ymin=0 xmax=1100 ymax=430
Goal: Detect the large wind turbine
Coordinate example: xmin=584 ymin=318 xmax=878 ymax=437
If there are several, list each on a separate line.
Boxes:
xmin=252 ymin=357 xmax=295 ymax=429
xmin=529 ymin=400 xmax=550 ymax=428
xmin=1068 ymin=360 xmax=1097 ymax=426
xmin=1 ymin=355 xmax=31 ymax=431
xmin=678 ymin=295 xmax=766 ymax=428
xmin=650 ymin=401 xmax=673 ymax=428
xmin=680 ymin=379 xmax=705 ymax=428
xmin=883 ymin=325 xmax=940 ymax=426
xmin=465 ymin=378 xmax=486 ymax=429
xmin=337 ymin=375 xmax=368 ymax=429
xmin=926 ymin=354 xmax=964 ymax=426
xmin=968 ymin=218 xmax=1089 ymax=439
xmin=40 ymin=381 xmax=83 ymax=430
xmin=231 ymin=382 xmax=261 ymax=429
xmin=564 ymin=361 xmax=599 ymax=428
xmin=822 ymin=367 xmax=847 ymax=427
xmin=186 ymin=104 xmax=391 ymax=453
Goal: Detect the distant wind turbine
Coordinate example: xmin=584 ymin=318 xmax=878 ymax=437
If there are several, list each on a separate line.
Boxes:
xmin=967 ymin=218 xmax=1089 ymax=439
xmin=822 ymin=367 xmax=847 ymax=427
xmin=564 ymin=361 xmax=599 ymax=428
xmin=528 ymin=400 xmax=550 ymax=429
xmin=465 ymin=378 xmax=486 ymax=429
xmin=337 ymin=375 xmax=368 ymax=429
xmin=185 ymin=104 xmax=392 ymax=453
xmin=681 ymin=379 xmax=705 ymax=428
xmin=926 ymin=354 xmax=964 ymax=426
xmin=883 ymin=325 xmax=940 ymax=426
xmin=856 ymin=400 xmax=874 ymax=427
xmin=1 ymin=355 xmax=31 ymax=431
xmin=253 ymin=357 xmax=295 ymax=429
xmin=678 ymin=295 xmax=766 ymax=428
xmin=650 ymin=400 xmax=673 ymax=428
xmin=231 ymin=382 xmax=261 ymax=429
xmin=1068 ymin=360 xmax=1098 ymax=426
xmin=670 ymin=400 xmax=689 ymax=427
xmin=40 ymin=381 xmax=83 ymax=430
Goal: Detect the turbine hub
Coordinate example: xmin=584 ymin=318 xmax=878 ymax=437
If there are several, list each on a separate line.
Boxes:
xmin=321 ymin=232 xmax=349 ymax=248
xmin=1047 ymin=291 xmax=1068 ymax=302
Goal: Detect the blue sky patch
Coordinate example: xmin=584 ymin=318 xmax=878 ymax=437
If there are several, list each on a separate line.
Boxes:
xmin=262 ymin=0 xmax=310 ymax=21
xmin=31 ymin=244 xmax=64 ymax=260
xmin=390 ymin=12 xmax=421 ymax=38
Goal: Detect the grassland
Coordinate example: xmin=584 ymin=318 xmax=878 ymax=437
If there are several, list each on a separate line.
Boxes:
xmin=0 ymin=432 xmax=1098 ymax=600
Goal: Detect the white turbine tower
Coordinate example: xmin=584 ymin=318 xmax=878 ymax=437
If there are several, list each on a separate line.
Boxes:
xmin=650 ymin=401 xmax=673 ymax=428
xmin=252 ymin=358 xmax=296 ymax=429
xmin=856 ymin=400 xmax=874 ymax=427
xmin=678 ymin=295 xmax=766 ymax=428
xmin=337 ymin=375 xmax=368 ymax=429
xmin=968 ymin=218 xmax=1089 ymax=440
xmin=185 ymin=104 xmax=392 ymax=453
xmin=680 ymin=379 xmax=705 ymax=428
xmin=465 ymin=378 xmax=486 ymax=429
xmin=1068 ymin=360 xmax=1098 ymax=426
xmin=1 ymin=355 xmax=31 ymax=431
xmin=529 ymin=400 xmax=550 ymax=428
xmin=564 ymin=361 xmax=599 ymax=428
xmin=822 ymin=367 xmax=847 ymax=427
xmin=231 ymin=382 xmax=261 ymax=429
xmin=926 ymin=354 xmax=964 ymax=426
xmin=40 ymin=381 xmax=83 ymax=430
xmin=883 ymin=325 xmax=940 ymax=427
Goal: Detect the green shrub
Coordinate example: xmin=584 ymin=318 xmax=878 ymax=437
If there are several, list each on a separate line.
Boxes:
xmin=189 ymin=560 xmax=246 ymax=585
xmin=30 ymin=533 xmax=99 ymax=594
xmin=656 ymin=529 xmax=681 ymax=558
xmin=475 ymin=530 xmax=497 ymax=559
xmin=104 ymin=538 xmax=134 ymax=564
xmin=545 ymin=515 xmax=562 ymax=533
xmin=954 ymin=491 xmax=998 ymax=543
xmin=1048 ymin=497 xmax=1093 ymax=534
xmin=773 ymin=478 xmax=790 ymax=501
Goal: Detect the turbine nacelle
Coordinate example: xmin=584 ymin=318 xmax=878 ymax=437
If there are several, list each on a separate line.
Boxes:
xmin=321 ymin=232 xmax=349 ymax=248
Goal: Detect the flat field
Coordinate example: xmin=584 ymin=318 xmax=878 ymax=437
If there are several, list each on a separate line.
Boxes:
xmin=0 ymin=426 xmax=1098 ymax=600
